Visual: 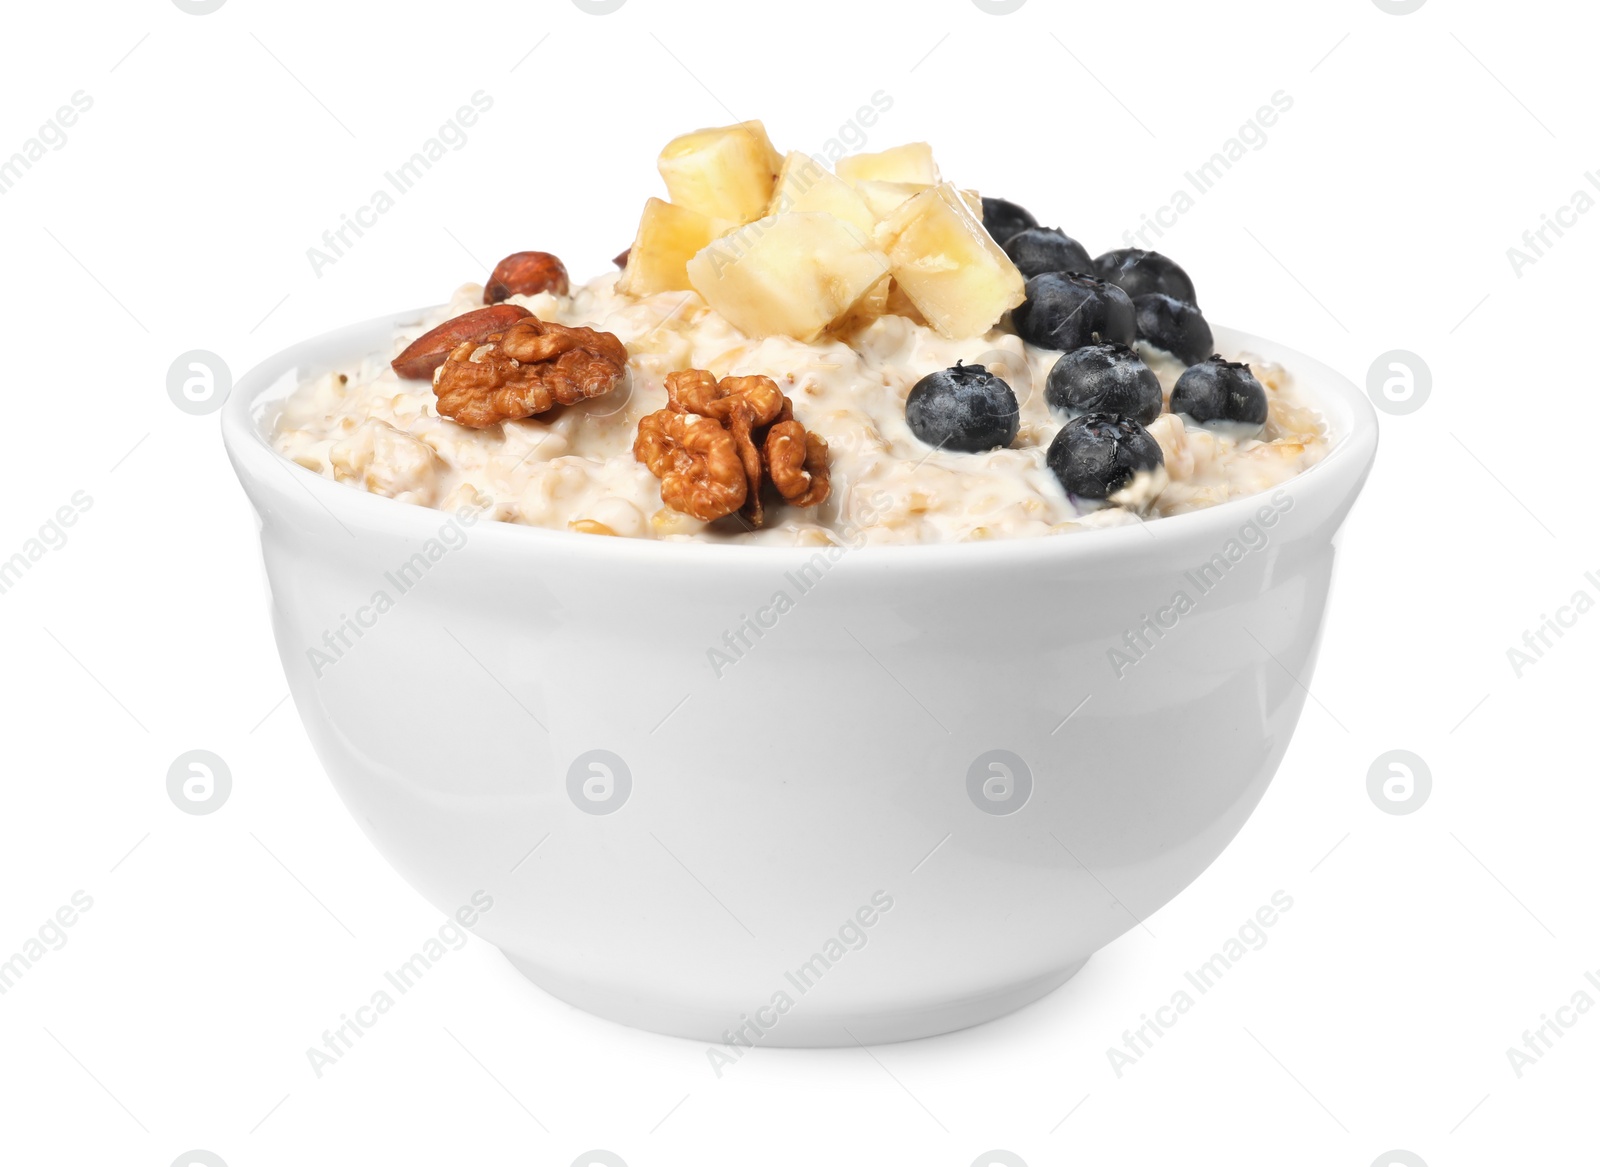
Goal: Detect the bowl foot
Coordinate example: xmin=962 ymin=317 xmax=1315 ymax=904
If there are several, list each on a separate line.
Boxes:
xmin=499 ymin=951 xmax=1089 ymax=1047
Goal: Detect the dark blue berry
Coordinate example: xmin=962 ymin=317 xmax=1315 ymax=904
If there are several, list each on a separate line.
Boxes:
xmin=1092 ymin=249 xmax=1198 ymax=307
xmin=1047 ymin=413 xmax=1165 ymax=500
xmin=981 ymin=197 xmax=1037 ymax=246
xmin=1002 ymin=227 xmax=1093 ymax=280
xmin=1012 ymin=273 xmax=1135 ymax=353
xmin=1169 ymin=356 xmax=1269 ymax=428
xmin=1045 ymin=343 xmax=1162 ymax=425
xmin=1133 ymin=293 xmax=1213 ymax=365
xmin=905 ymin=362 xmax=1019 ymax=452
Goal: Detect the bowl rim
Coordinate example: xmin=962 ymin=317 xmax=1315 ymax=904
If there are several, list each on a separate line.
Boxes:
xmin=221 ymin=304 xmax=1379 ymax=570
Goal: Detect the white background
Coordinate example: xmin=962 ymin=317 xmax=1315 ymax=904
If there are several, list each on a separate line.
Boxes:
xmin=1 ymin=1 xmax=1595 ymax=1164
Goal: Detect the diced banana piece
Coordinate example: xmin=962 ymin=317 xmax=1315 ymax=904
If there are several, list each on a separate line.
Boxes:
xmin=872 ymin=183 xmax=1025 ymax=339
xmin=619 ymin=198 xmax=729 ymax=295
xmin=836 ymin=142 xmax=940 ymax=186
xmin=854 ymin=180 xmax=931 ymax=221
xmin=768 ymin=152 xmax=876 ymax=235
xmin=852 ymin=181 xmax=983 ymax=225
xmin=657 ymin=121 xmax=783 ymax=225
xmin=687 ymin=211 xmax=889 ymax=342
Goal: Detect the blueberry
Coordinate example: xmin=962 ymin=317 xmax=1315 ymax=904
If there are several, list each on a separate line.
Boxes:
xmin=1012 ymin=272 xmax=1136 ymax=353
xmin=1133 ymin=293 xmax=1213 ymax=365
xmin=1002 ymin=227 xmax=1093 ymax=280
xmin=1092 ymin=248 xmax=1198 ymax=307
xmin=1045 ymin=342 xmax=1162 ymax=426
xmin=981 ymin=197 xmax=1038 ymax=247
xmin=905 ymin=362 xmax=1019 ymax=452
xmin=1047 ymin=413 xmax=1165 ymax=501
xmin=1169 ymin=356 xmax=1269 ymax=429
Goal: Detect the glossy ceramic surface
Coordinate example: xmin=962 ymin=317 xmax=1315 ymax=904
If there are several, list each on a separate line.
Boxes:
xmin=222 ymin=309 xmax=1377 ymax=1046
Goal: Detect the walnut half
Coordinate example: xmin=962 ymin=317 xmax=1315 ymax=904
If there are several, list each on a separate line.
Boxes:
xmin=634 ymin=369 xmax=830 ymax=527
xmin=433 ymin=317 xmax=628 ymax=429
xmin=635 ymin=409 xmax=748 ymax=522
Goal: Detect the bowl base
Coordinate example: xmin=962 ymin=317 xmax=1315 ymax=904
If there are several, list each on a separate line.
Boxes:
xmin=499 ymin=951 xmax=1089 ymax=1047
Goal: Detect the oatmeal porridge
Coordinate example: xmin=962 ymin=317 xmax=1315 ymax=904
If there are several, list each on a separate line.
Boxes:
xmin=273 ymin=122 xmax=1328 ymax=547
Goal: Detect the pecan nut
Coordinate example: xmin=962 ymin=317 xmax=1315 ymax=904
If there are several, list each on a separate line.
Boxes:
xmin=636 ymin=369 xmax=830 ymax=527
xmin=433 ymin=317 xmax=629 ymax=428
xmin=483 ymin=251 xmax=570 ymax=303
xmin=391 ymin=304 xmax=532 ymax=380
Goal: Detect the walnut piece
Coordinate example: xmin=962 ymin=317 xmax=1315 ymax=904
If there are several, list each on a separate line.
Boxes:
xmin=635 ymin=369 xmax=830 ymax=527
xmin=433 ymin=317 xmax=628 ymax=429
xmin=635 ymin=409 xmax=748 ymax=522
xmin=765 ymin=419 xmax=831 ymax=507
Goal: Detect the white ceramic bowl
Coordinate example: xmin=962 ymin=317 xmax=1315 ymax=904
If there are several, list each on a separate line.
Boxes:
xmin=223 ymin=309 xmax=1377 ymax=1047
